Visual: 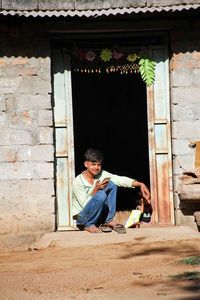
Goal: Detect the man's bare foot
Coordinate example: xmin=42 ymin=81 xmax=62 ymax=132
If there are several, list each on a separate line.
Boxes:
xmin=84 ymin=225 xmax=102 ymax=233
xmin=104 ymin=220 xmax=117 ymax=228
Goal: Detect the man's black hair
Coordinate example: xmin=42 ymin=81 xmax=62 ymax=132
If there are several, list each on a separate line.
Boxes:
xmin=84 ymin=148 xmax=104 ymax=162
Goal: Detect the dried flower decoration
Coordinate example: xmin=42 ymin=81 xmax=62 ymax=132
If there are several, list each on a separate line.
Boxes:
xmin=85 ymin=51 xmax=96 ymax=61
xmin=112 ymin=49 xmax=124 ymax=60
xmin=127 ymin=53 xmax=138 ymax=62
xmin=73 ymin=48 xmax=85 ymax=60
xmin=100 ymin=49 xmax=112 ymax=62
xmin=72 ymin=46 xmax=156 ymax=86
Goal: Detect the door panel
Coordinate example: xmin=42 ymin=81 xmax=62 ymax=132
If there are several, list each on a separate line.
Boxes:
xmin=147 ymin=46 xmax=174 ymax=224
xmin=155 ymin=125 xmax=168 ymax=153
xmin=156 ymin=154 xmax=171 ymax=223
xmin=56 ymin=158 xmax=70 ymax=225
xmin=55 ymin=128 xmax=68 ymax=157
xmin=52 ymin=50 xmax=75 ymax=230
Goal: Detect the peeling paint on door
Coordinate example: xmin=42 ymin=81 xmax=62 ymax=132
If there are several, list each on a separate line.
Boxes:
xmin=147 ymin=45 xmax=174 ymax=224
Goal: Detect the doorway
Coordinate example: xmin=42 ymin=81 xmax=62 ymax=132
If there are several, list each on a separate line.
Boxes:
xmin=71 ymin=70 xmax=150 ymax=210
xmin=52 ymin=36 xmax=174 ymax=228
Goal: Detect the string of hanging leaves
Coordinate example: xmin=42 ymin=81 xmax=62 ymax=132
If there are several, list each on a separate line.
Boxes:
xmin=72 ymin=47 xmax=156 ymax=86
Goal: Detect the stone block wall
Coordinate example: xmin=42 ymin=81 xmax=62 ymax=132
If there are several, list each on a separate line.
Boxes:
xmin=1 ymin=12 xmax=200 ymax=248
xmin=0 ymin=25 xmax=55 ymax=247
xmin=170 ymin=26 xmax=200 ymax=229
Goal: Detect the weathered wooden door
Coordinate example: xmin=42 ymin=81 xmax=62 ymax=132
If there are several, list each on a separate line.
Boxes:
xmin=147 ymin=46 xmax=174 ymax=224
xmin=52 ymin=50 xmax=75 ymax=230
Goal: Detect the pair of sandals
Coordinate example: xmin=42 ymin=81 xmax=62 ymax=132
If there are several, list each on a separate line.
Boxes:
xmin=99 ymin=223 xmax=126 ymax=234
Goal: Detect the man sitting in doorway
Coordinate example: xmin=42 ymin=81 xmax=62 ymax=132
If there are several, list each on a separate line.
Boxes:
xmin=72 ymin=148 xmax=151 ymax=233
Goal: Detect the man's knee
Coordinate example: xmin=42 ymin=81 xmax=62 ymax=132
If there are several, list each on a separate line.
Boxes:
xmin=106 ymin=180 xmax=117 ymax=191
xmin=95 ymin=190 xmax=107 ymax=203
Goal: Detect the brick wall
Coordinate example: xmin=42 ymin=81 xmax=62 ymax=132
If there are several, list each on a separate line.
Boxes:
xmin=0 ymin=25 xmax=55 ymax=248
xmin=170 ymin=27 xmax=200 ymax=229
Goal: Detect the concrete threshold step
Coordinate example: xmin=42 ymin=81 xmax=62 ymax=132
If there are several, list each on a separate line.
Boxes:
xmin=30 ymin=225 xmax=200 ymax=250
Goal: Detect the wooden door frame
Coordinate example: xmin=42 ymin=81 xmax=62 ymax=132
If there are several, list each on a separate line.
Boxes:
xmin=52 ymin=50 xmax=75 ymax=231
xmin=147 ymin=43 xmax=174 ymax=225
xmin=52 ymin=32 xmax=174 ymax=230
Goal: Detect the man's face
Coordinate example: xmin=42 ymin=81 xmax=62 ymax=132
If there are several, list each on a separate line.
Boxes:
xmin=84 ymin=160 xmax=102 ymax=176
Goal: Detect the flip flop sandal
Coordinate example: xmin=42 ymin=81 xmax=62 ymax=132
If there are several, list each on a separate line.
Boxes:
xmin=113 ymin=224 xmax=127 ymax=234
xmin=99 ymin=225 xmax=112 ymax=233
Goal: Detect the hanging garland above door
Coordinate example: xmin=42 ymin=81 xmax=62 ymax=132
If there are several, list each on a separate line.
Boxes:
xmin=70 ymin=46 xmax=156 ymax=86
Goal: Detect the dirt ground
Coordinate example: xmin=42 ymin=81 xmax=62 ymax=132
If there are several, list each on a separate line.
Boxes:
xmin=0 ymin=226 xmax=200 ymax=300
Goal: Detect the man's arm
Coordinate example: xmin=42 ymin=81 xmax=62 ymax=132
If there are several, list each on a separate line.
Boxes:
xmin=132 ymin=180 xmax=151 ymax=203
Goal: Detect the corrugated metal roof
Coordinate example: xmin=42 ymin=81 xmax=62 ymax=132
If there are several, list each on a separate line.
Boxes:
xmin=0 ymin=4 xmax=200 ymax=18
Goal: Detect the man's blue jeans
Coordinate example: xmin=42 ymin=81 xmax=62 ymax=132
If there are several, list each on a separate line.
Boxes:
xmin=76 ymin=180 xmax=117 ymax=228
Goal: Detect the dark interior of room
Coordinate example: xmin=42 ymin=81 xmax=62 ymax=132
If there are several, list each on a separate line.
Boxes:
xmin=72 ymin=70 xmax=150 ymax=210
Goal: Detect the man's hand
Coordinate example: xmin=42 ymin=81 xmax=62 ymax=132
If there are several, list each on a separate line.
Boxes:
xmin=132 ymin=180 xmax=151 ymax=204
xmin=91 ymin=180 xmax=109 ymax=196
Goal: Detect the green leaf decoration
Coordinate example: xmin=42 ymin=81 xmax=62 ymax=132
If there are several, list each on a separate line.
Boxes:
xmin=100 ymin=49 xmax=112 ymax=62
xmin=139 ymin=56 xmax=156 ymax=86
xmin=72 ymin=46 xmax=156 ymax=85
